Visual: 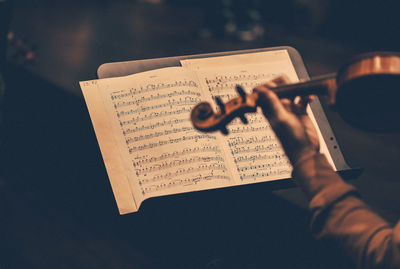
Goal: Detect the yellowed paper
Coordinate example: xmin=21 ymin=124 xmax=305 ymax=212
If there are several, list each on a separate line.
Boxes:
xmin=181 ymin=50 xmax=291 ymax=70
xmin=80 ymin=80 xmax=137 ymax=214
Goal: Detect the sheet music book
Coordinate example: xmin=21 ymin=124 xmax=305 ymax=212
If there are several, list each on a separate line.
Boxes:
xmin=80 ymin=47 xmax=352 ymax=214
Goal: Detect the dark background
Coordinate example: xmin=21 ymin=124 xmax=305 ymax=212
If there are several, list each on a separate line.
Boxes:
xmin=1 ymin=0 xmax=400 ymax=268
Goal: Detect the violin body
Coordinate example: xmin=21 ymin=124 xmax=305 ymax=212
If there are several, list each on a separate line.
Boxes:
xmin=336 ymin=52 xmax=400 ymax=131
xmin=191 ymin=52 xmax=400 ymax=133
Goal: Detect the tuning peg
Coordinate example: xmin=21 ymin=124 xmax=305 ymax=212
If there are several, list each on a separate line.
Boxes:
xmin=239 ymin=115 xmax=248 ymax=124
xmin=236 ymin=85 xmax=246 ymax=102
xmin=220 ymin=126 xmax=229 ymax=135
xmin=215 ymin=96 xmax=225 ymax=114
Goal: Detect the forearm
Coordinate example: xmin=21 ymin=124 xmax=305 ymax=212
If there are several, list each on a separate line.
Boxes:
xmin=292 ymin=153 xmax=400 ymax=269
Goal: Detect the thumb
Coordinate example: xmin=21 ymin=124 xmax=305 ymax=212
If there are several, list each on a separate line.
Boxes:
xmin=254 ymin=85 xmax=289 ymax=123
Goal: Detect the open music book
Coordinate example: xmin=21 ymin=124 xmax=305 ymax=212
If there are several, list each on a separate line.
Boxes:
xmin=80 ymin=49 xmax=336 ymax=214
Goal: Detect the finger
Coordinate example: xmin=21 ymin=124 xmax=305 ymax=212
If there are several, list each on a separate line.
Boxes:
xmin=281 ymin=98 xmax=293 ymax=113
xmin=260 ymin=75 xmax=294 ymax=102
xmin=262 ymin=81 xmax=277 ymax=88
xmin=300 ymin=95 xmax=314 ymax=106
xmin=254 ymin=85 xmax=289 ymax=120
xmin=292 ymin=95 xmax=314 ymax=115
xmin=270 ymin=75 xmax=291 ymax=86
xmin=261 ymin=75 xmax=291 ymax=89
xmin=292 ymin=103 xmax=307 ymax=115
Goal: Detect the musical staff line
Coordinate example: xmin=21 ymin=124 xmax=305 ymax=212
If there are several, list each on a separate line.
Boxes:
xmin=128 ymin=134 xmax=216 ymax=153
xmin=233 ymin=153 xmax=287 ymax=163
xmin=237 ymin=160 xmax=289 ymax=172
xmin=111 ymin=80 xmax=198 ymax=97
xmin=110 ymin=88 xmax=200 ymax=101
xmin=231 ymin=144 xmax=280 ymax=155
xmin=132 ymin=145 xmax=221 ymax=167
xmin=139 ymin=163 xmax=227 ymax=185
xmin=125 ymin=126 xmax=193 ymax=144
xmin=135 ymin=156 xmax=224 ymax=176
xmin=119 ymin=107 xmax=192 ymax=126
xmin=229 ymin=125 xmax=271 ymax=134
xmin=113 ymin=96 xmax=201 ymax=110
xmin=205 ymin=73 xmax=277 ymax=84
xmin=228 ymin=135 xmax=275 ymax=147
xmin=122 ymin=118 xmax=189 ymax=135
xmin=239 ymin=169 xmax=291 ymax=181
xmin=142 ymin=174 xmax=230 ymax=195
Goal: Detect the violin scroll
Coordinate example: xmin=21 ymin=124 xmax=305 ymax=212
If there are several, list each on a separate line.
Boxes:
xmin=190 ymin=85 xmax=260 ymax=134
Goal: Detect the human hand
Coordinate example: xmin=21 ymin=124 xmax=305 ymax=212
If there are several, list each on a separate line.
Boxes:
xmin=254 ymin=76 xmax=320 ymax=165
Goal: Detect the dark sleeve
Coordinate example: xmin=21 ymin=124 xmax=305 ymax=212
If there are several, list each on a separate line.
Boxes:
xmin=291 ymin=153 xmax=400 ymax=269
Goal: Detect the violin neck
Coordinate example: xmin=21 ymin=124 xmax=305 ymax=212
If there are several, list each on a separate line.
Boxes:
xmin=272 ymin=73 xmax=337 ymax=98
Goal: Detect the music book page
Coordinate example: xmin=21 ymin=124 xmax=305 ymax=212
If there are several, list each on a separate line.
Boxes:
xmin=80 ymin=49 xmax=335 ymax=214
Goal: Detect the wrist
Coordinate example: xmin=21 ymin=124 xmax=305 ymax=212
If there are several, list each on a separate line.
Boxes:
xmin=291 ymin=153 xmax=343 ymax=200
xmin=289 ymin=146 xmax=318 ymax=166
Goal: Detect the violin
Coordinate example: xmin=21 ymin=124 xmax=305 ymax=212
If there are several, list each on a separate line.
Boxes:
xmin=190 ymin=52 xmax=400 ymax=133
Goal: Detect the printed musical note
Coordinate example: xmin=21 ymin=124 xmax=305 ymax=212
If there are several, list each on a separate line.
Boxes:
xmin=139 ymin=163 xmax=227 ymax=185
xmin=239 ymin=169 xmax=291 ymax=181
xmin=124 ymin=126 xmax=194 ymax=145
xmin=233 ymin=153 xmax=286 ymax=163
xmin=237 ymin=160 xmax=290 ymax=173
xmin=205 ymin=73 xmax=276 ymax=84
xmin=110 ymin=80 xmax=198 ymax=97
xmin=128 ymin=134 xmax=217 ymax=153
xmin=118 ymin=107 xmax=193 ymax=126
xmin=231 ymin=143 xmax=281 ymax=155
xmin=132 ymin=145 xmax=221 ymax=167
xmin=113 ymin=96 xmax=201 ymax=109
xmin=122 ymin=118 xmax=189 ymax=135
xmin=135 ymin=156 xmax=224 ymax=176
xmin=110 ymin=88 xmax=200 ymax=102
xmin=142 ymin=174 xmax=230 ymax=195
xmin=227 ymin=135 xmax=275 ymax=147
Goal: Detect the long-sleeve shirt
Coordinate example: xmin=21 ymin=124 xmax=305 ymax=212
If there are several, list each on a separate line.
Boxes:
xmin=292 ymin=153 xmax=400 ymax=269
